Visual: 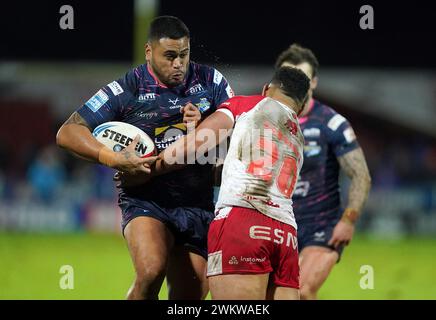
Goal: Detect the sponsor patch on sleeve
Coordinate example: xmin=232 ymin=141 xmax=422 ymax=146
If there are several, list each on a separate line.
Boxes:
xmin=85 ymin=89 xmax=109 ymax=112
xmin=343 ymin=127 xmax=356 ymax=143
xmin=327 ymin=114 xmax=346 ymax=131
xmin=226 ymin=85 xmax=234 ymax=98
xmin=213 ymin=69 xmax=223 ymax=85
xmin=107 ymin=81 xmax=124 ymax=96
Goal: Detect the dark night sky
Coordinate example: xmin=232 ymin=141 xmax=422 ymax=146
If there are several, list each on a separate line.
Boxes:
xmin=1 ymin=0 xmax=435 ymax=68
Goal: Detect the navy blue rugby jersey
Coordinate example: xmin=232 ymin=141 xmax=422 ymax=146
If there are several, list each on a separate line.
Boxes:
xmin=292 ymin=99 xmax=360 ymax=225
xmin=77 ymin=62 xmax=234 ymax=209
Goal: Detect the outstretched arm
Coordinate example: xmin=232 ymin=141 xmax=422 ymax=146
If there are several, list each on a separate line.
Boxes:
xmin=114 ymin=110 xmax=234 ymax=188
xmin=157 ymin=110 xmax=234 ymax=172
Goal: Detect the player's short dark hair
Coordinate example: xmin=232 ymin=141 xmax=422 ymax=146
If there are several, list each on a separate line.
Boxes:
xmin=148 ymin=16 xmax=190 ymax=42
xmin=271 ymin=67 xmax=310 ymax=106
xmin=275 ymin=44 xmax=319 ymax=77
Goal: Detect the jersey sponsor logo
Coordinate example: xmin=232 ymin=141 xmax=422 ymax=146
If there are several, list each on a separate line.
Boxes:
xmin=240 ymin=256 xmax=266 ymax=263
xmin=303 ymin=127 xmax=321 ymax=138
xmin=293 ymin=180 xmax=310 ymax=197
xmin=344 ymin=127 xmax=356 ymax=143
xmin=168 ymin=97 xmax=180 ymax=105
xmin=135 ymin=111 xmax=158 ymax=120
xmin=226 ymin=85 xmax=235 ymax=98
xmin=207 ymin=251 xmax=223 ymax=276
xmin=107 ymin=81 xmax=124 ymax=96
xmin=228 ymin=256 xmax=239 ymax=265
xmin=213 ymin=69 xmax=223 ymax=85
xmin=195 ymin=97 xmax=211 ymax=113
xmin=137 ymin=93 xmax=156 ymax=102
xmin=249 ymin=225 xmax=298 ymax=249
xmin=304 ymin=141 xmax=321 ymax=157
xmin=239 ymin=194 xmax=280 ymax=208
xmin=327 ymin=114 xmax=346 ymax=131
xmin=85 ymin=89 xmax=109 ymax=112
xmin=188 ymin=83 xmax=204 ymax=95
xmin=154 ymin=123 xmax=186 ymax=151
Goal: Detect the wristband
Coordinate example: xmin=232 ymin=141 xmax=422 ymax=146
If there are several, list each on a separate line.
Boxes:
xmin=98 ymin=147 xmax=117 ymax=168
xmin=341 ymin=208 xmax=359 ymax=225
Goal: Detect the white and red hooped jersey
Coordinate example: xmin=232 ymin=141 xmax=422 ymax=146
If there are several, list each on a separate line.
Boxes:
xmin=215 ymin=95 xmax=304 ymax=229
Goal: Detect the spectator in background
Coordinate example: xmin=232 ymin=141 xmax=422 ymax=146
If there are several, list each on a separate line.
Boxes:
xmin=27 ymin=145 xmax=66 ymax=202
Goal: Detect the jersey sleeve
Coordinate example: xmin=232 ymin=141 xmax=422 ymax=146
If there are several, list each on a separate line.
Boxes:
xmin=76 ymin=68 xmax=137 ymax=130
xmin=215 ymin=96 xmax=243 ymax=124
xmin=210 ymin=68 xmax=235 ymax=108
xmin=325 ymin=113 xmax=360 ymax=157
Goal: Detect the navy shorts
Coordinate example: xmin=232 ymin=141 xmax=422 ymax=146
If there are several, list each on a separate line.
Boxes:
xmin=119 ymin=198 xmax=214 ymax=259
xmin=297 ymin=219 xmax=344 ymax=262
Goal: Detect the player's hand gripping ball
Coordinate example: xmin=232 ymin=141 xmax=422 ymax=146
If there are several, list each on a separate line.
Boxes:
xmin=92 ymin=121 xmax=156 ymax=158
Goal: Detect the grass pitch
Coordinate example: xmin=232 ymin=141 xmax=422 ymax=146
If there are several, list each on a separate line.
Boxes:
xmin=0 ymin=232 xmax=435 ymax=299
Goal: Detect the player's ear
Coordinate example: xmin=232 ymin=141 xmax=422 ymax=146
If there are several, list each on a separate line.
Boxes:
xmin=261 ymin=83 xmax=270 ymax=96
xmin=311 ymin=76 xmax=318 ymax=90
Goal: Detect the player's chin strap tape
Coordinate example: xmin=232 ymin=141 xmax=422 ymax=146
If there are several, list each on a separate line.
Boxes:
xmin=98 ymin=147 xmax=117 ymax=168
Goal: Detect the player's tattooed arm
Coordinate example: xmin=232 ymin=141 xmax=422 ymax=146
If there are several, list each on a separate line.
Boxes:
xmin=63 ymin=111 xmax=92 ymax=129
xmin=58 ymin=113 xmax=155 ymax=174
xmin=338 ymin=147 xmax=372 ymax=220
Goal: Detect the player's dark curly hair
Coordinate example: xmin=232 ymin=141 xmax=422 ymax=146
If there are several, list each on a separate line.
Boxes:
xmin=275 ymin=44 xmax=319 ymax=77
xmin=271 ymin=66 xmax=310 ymax=107
xmin=148 ymin=16 xmax=190 ymax=42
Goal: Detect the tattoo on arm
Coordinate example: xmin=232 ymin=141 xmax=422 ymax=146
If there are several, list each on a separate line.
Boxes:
xmin=64 ymin=112 xmax=91 ymax=129
xmin=338 ymin=147 xmax=372 ymax=213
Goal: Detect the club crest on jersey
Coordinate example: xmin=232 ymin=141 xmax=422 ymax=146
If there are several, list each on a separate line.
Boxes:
xmin=195 ymin=98 xmax=211 ymax=113
xmin=304 ymin=141 xmax=321 ymax=157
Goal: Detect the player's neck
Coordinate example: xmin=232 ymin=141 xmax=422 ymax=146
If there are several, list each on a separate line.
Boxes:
xmin=273 ymin=95 xmax=300 ymax=115
xmin=299 ymin=98 xmax=315 ymax=117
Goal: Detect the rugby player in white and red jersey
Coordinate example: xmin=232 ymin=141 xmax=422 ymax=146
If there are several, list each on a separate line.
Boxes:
xmin=159 ymin=67 xmax=311 ymax=299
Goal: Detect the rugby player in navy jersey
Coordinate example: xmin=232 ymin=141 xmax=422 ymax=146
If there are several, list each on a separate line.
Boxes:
xmin=275 ymin=44 xmax=372 ymax=299
xmin=56 ymin=16 xmax=234 ymax=300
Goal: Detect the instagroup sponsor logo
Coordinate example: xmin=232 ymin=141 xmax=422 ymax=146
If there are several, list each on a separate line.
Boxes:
xmin=240 ymin=256 xmax=266 ymax=263
xmin=228 ymin=256 xmax=239 ymax=265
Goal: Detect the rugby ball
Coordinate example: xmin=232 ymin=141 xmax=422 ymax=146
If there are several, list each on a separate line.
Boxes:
xmin=92 ymin=121 xmax=155 ymax=158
